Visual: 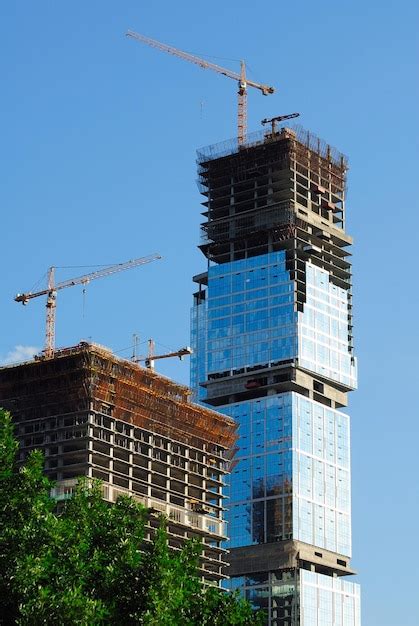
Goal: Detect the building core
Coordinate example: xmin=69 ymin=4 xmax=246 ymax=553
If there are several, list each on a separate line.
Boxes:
xmin=191 ymin=125 xmax=361 ymax=623
xmin=0 ymin=341 xmax=237 ymax=584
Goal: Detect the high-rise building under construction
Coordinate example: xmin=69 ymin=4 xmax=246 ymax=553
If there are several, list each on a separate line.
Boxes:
xmin=0 ymin=342 xmax=237 ymax=585
xmin=191 ymin=125 xmax=361 ymax=624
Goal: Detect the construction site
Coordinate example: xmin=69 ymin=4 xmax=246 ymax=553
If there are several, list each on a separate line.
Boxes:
xmin=194 ymin=123 xmax=355 ymax=411
xmin=197 ymin=124 xmax=350 ymax=286
xmin=0 ymin=24 xmax=364 ymax=624
xmin=0 ymin=341 xmax=237 ymax=584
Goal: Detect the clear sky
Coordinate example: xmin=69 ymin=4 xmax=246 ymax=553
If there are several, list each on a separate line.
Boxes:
xmin=1 ymin=1 xmax=418 ymax=624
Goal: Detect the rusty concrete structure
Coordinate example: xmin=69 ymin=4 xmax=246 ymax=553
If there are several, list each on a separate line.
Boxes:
xmin=0 ymin=341 xmax=237 ymax=584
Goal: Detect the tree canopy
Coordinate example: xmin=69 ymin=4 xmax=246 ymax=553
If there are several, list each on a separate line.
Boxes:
xmin=0 ymin=409 xmax=262 ymax=625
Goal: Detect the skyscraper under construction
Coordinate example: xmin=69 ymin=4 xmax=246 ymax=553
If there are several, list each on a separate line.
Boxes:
xmin=191 ymin=124 xmax=361 ymax=624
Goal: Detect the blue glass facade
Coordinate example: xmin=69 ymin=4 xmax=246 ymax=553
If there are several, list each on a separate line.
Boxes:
xmin=191 ymin=251 xmax=297 ymax=400
xmin=192 ymin=126 xmax=360 ymax=624
xmin=215 ymin=394 xmax=352 ymax=556
xmin=300 ymin=571 xmax=361 ymax=626
xmin=224 ymin=395 xmax=294 ymax=549
xmin=293 ymin=395 xmax=351 ymax=557
xmin=299 ymin=264 xmax=356 ymax=389
xmin=226 ymin=570 xmax=361 ymax=625
xmin=191 ymin=252 xmax=356 ymax=395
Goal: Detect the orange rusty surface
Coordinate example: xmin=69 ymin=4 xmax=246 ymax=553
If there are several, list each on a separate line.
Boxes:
xmin=0 ymin=342 xmax=237 ymax=451
xmin=84 ymin=344 xmax=237 ymax=450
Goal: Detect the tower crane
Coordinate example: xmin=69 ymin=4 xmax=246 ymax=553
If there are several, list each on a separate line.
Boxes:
xmin=126 ymin=29 xmax=275 ymax=145
xmin=15 ymin=253 xmax=162 ymax=359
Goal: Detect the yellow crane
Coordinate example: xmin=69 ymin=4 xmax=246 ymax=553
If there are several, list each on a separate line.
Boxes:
xmin=126 ymin=29 xmax=275 ymax=145
xmin=15 ymin=253 xmax=162 ymax=359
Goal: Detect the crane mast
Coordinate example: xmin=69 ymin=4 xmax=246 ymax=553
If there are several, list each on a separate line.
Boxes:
xmin=126 ymin=29 xmax=275 ymax=145
xmin=45 ymin=267 xmax=56 ymax=359
xmin=238 ymin=61 xmax=247 ymax=144
xmin=15 ymin=253 xmax=162 ymax=359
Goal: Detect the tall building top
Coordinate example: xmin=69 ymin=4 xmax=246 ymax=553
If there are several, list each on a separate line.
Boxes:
xmin=197 ymin=124 xmax=348 ymax=169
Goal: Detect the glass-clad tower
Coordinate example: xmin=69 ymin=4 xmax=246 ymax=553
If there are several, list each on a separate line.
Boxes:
xmin=191 ymin=125 xmax=361 ymax=625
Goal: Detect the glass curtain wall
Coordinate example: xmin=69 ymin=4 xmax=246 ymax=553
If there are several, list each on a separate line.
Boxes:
xmin=191 ymin=250 xmax=360 ymax=625
xmin=191 ymin=252 xmax=356 ymax=396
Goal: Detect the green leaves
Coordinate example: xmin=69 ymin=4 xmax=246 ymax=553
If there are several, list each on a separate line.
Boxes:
xmin=0 ymin=409 xmax=18 ymax=480
xmin=0 ymin=409 xmax=260 ymax=625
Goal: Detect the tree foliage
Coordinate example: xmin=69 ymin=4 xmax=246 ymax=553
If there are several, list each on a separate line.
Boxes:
xmin=0 ymin=409 xmax=262 ymax=625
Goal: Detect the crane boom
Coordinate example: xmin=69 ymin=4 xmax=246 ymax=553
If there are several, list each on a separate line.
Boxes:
xmin=126 ymin=29 xmax=275 ymax=144
xmin=15 ymin=254 xmax=161 ymax=302
xmin=15 ymin=253 xmax=162 ymax=358
xmin=126 ymin=30 xmax=273 ymax=93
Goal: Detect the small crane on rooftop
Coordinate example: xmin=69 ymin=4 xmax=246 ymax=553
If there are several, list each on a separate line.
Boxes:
xmin=15 ymin=254 xmax=162 ymax=359
xmin=261 ymin=112 xmax=300 ymax=135
xmin=126 ymin=29 xmax=275 ymax=145
xmin=140 ymin=338 xmax=192 ymax=370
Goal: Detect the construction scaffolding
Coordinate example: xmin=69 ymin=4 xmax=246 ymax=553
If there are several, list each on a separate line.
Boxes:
xmin=0 ymin=341 xmax=237 ymax=451
xmin=195 ymin=123 xmax=354 ymax=374
xmin=0 ymin=342 xmax=238 ymax=584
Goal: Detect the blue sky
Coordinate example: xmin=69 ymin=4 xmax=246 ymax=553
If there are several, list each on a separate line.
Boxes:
xmin=1 ymin=1 xmax=418 ymax=623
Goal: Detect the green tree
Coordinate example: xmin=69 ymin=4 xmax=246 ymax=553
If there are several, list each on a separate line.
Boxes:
xmin=0 ymin=410 xmax=56 ymax=623
xmin=0 ymin=409 xmax=262 ymax=625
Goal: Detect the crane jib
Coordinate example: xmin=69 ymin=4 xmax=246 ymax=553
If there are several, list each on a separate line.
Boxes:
xmin=126 ymin=29 xmax=275 ymax=144
xmin=15 ymin=253 xmax=162 ymax=358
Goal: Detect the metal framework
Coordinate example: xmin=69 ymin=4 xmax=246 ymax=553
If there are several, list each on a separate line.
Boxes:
xmin=194 ymin=124 xmax=354 ymax=407
xmin=15 ymin=254 xmax=162 ymax=359
xmin=126 ymin=29 xmax=275 ymax=145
